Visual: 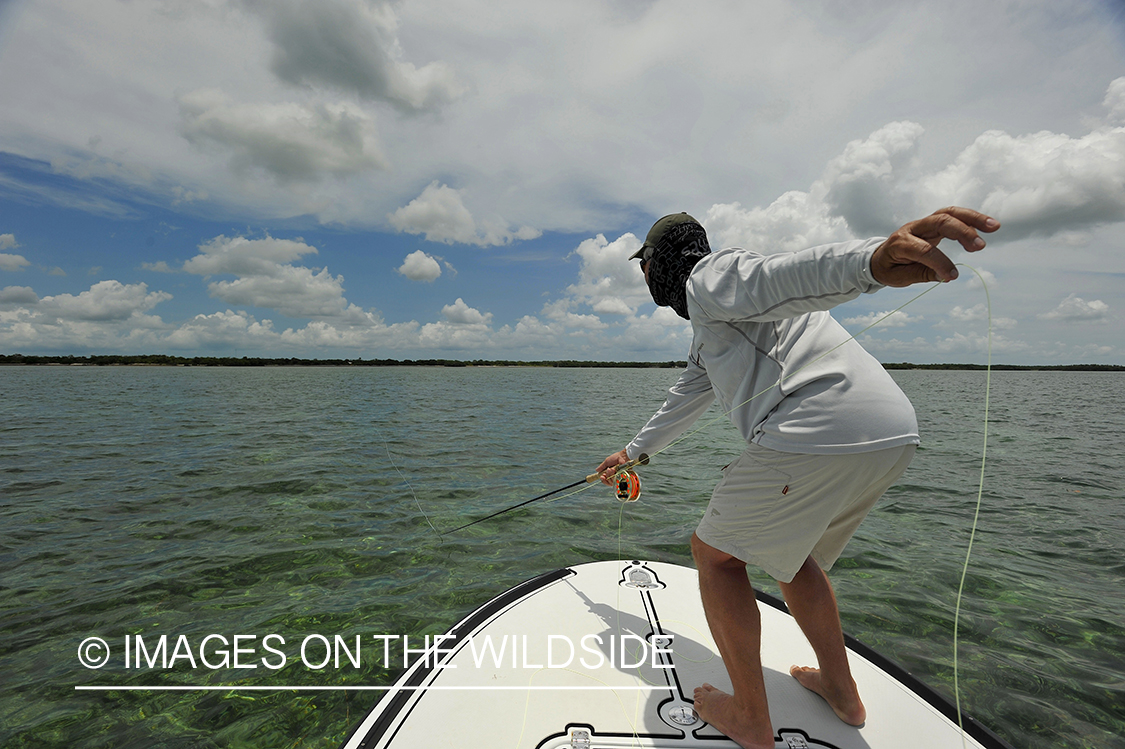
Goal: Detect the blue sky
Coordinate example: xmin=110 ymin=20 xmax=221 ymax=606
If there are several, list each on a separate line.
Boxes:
xmin=0 ymin=0 xmax=1123 ymax=364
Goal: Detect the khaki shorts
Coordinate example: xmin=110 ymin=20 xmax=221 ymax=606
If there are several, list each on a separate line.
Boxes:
xmin=694 ymin=443 xmax=916 ymax=583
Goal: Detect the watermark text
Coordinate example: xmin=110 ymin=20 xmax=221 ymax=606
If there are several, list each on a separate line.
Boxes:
xmin=77 ymin=633 xmax=675 ymax=673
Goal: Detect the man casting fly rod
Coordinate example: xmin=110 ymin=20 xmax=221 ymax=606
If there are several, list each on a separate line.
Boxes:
xmin=595 ymin=207 xmax=1000 ymax=749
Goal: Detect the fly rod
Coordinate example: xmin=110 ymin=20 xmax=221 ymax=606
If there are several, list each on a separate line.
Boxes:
xmin=445 ymin=455 xmax=648 ymax=534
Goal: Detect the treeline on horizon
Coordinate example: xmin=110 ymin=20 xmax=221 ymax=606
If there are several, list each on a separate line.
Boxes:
xmin=0 ymin=353 xmax=687 ymax=369
xmin=1 ymin=353 xmax=1123 ymax=371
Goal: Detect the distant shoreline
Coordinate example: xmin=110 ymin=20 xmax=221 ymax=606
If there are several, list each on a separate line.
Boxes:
xmin=1 ymin=354 xmax=1122 ymax=371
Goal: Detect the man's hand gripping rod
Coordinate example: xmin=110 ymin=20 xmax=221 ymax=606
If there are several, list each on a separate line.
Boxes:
xmin=593 ymin=454 xmax=648 ymax=503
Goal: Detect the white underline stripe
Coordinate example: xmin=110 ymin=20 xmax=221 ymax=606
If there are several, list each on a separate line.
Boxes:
xmin=75 ymin=685 xmax=669 ymax=691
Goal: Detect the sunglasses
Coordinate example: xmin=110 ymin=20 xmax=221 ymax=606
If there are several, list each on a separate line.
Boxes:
xmin=638 ymin=244 xmax=656 ymax=267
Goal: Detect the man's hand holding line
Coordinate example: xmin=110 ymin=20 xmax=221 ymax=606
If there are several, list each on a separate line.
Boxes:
xmin=871 ymin=207 xmax=1001 ymax=288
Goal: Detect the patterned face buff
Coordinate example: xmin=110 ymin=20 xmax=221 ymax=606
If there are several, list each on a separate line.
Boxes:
xmin=645 ymin=221 xmax=711 ymax=319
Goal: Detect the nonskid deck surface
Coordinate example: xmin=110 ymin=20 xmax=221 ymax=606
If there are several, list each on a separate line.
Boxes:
xmin=341 ymin=560 xmax=1012 ymax=749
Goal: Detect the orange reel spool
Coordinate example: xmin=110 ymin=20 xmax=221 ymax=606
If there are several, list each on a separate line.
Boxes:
xmin=615 ymin=469 xmax=641 ymax=502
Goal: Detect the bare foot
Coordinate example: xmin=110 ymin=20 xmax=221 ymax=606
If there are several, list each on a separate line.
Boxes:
xmin=789 ymin=665 xmax=866 ymax=726
xmin=692 ymin=683 xmax=776 ymax=749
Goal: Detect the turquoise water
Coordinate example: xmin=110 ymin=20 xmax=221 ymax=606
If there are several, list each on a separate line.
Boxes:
xmin=1 ymin=366 xmax=1122 ymax=748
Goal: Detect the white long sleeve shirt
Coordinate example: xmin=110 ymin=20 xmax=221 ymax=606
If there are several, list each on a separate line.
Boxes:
xmin=625 ymin=239 xmax=920 ymax=459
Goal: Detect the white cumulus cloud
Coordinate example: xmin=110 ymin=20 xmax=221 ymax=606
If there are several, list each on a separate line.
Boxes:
xmin=1103 ymin=76 xmax=1125 ymax=125
xmin=389 ymin=182 xmax=541 ymax=247
xmin=397 ymin=250 xmax=442 ymax=282
xmin=165 ymin=309 xmax=277 ymax=348
xmin=39 ymin=280 xmax=171 ymax=322
xmin=184 ymin=235 xmax=362 ymax=320
xmin=240 ymin=0 xmax=463 ymax=113
xmin=561 ymin=232 xmax=648 ymax=318
xmin=441 ymin=298 xmax=492 ymax=325
xmin=947 ymin=304 xmax=1017 ymax=329
xmin=704 ymin=121 xmax=923 ymax=251
xmin=206 ymin=265 xmax=350 ymax=319
xmin=0 ymin=286 xmax=39 ymax=305
xmin=962 ymin=267 xmax=997 ymax=290
xmin=706 ymin=191 xmax=852 ymax=256
xmin=707 ymin=78 xmax=1125 ymax=254
xmin=542 ymin=299 xmax=608 ymax=330
xmin=179 ymin=88 xmax=386 ymax=183
xmin=1039 ymin=294 xmax=1110 ymax=323
xmin=921 ymin=126 xmax=1125 ymax=238
xmin=841 ymin=310 xmax=920 ymax=330
xmin=0 ymin=253 xmax=30 ymax=272
xmin=822 ymin=121 xmax=926 ymax=238
xmin=184 ymin=234 xmax=316 ymax=276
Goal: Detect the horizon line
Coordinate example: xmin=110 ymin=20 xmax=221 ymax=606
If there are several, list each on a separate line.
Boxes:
xmin=3 ymin=354 xmax=1123 ymax=370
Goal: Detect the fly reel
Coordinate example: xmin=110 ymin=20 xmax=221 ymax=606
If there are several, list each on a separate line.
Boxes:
xmin=615 ymin=469 xmax=641 ymax=502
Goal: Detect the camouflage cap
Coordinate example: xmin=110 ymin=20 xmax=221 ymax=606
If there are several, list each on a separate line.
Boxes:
xmin=629 ymin=212 xmax=703 ymax=263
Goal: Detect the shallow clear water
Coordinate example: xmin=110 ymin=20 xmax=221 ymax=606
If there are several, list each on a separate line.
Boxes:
xmin=1 ymin=366 xmax=1122 ymax=748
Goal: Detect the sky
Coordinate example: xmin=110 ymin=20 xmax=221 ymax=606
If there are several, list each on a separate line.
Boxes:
xmin=0 ymin=0 xmax=1123 ymax=364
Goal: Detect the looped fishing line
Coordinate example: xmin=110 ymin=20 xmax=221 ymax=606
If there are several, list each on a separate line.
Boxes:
xmin=952 ymin=264 xmax=992 ymax=745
